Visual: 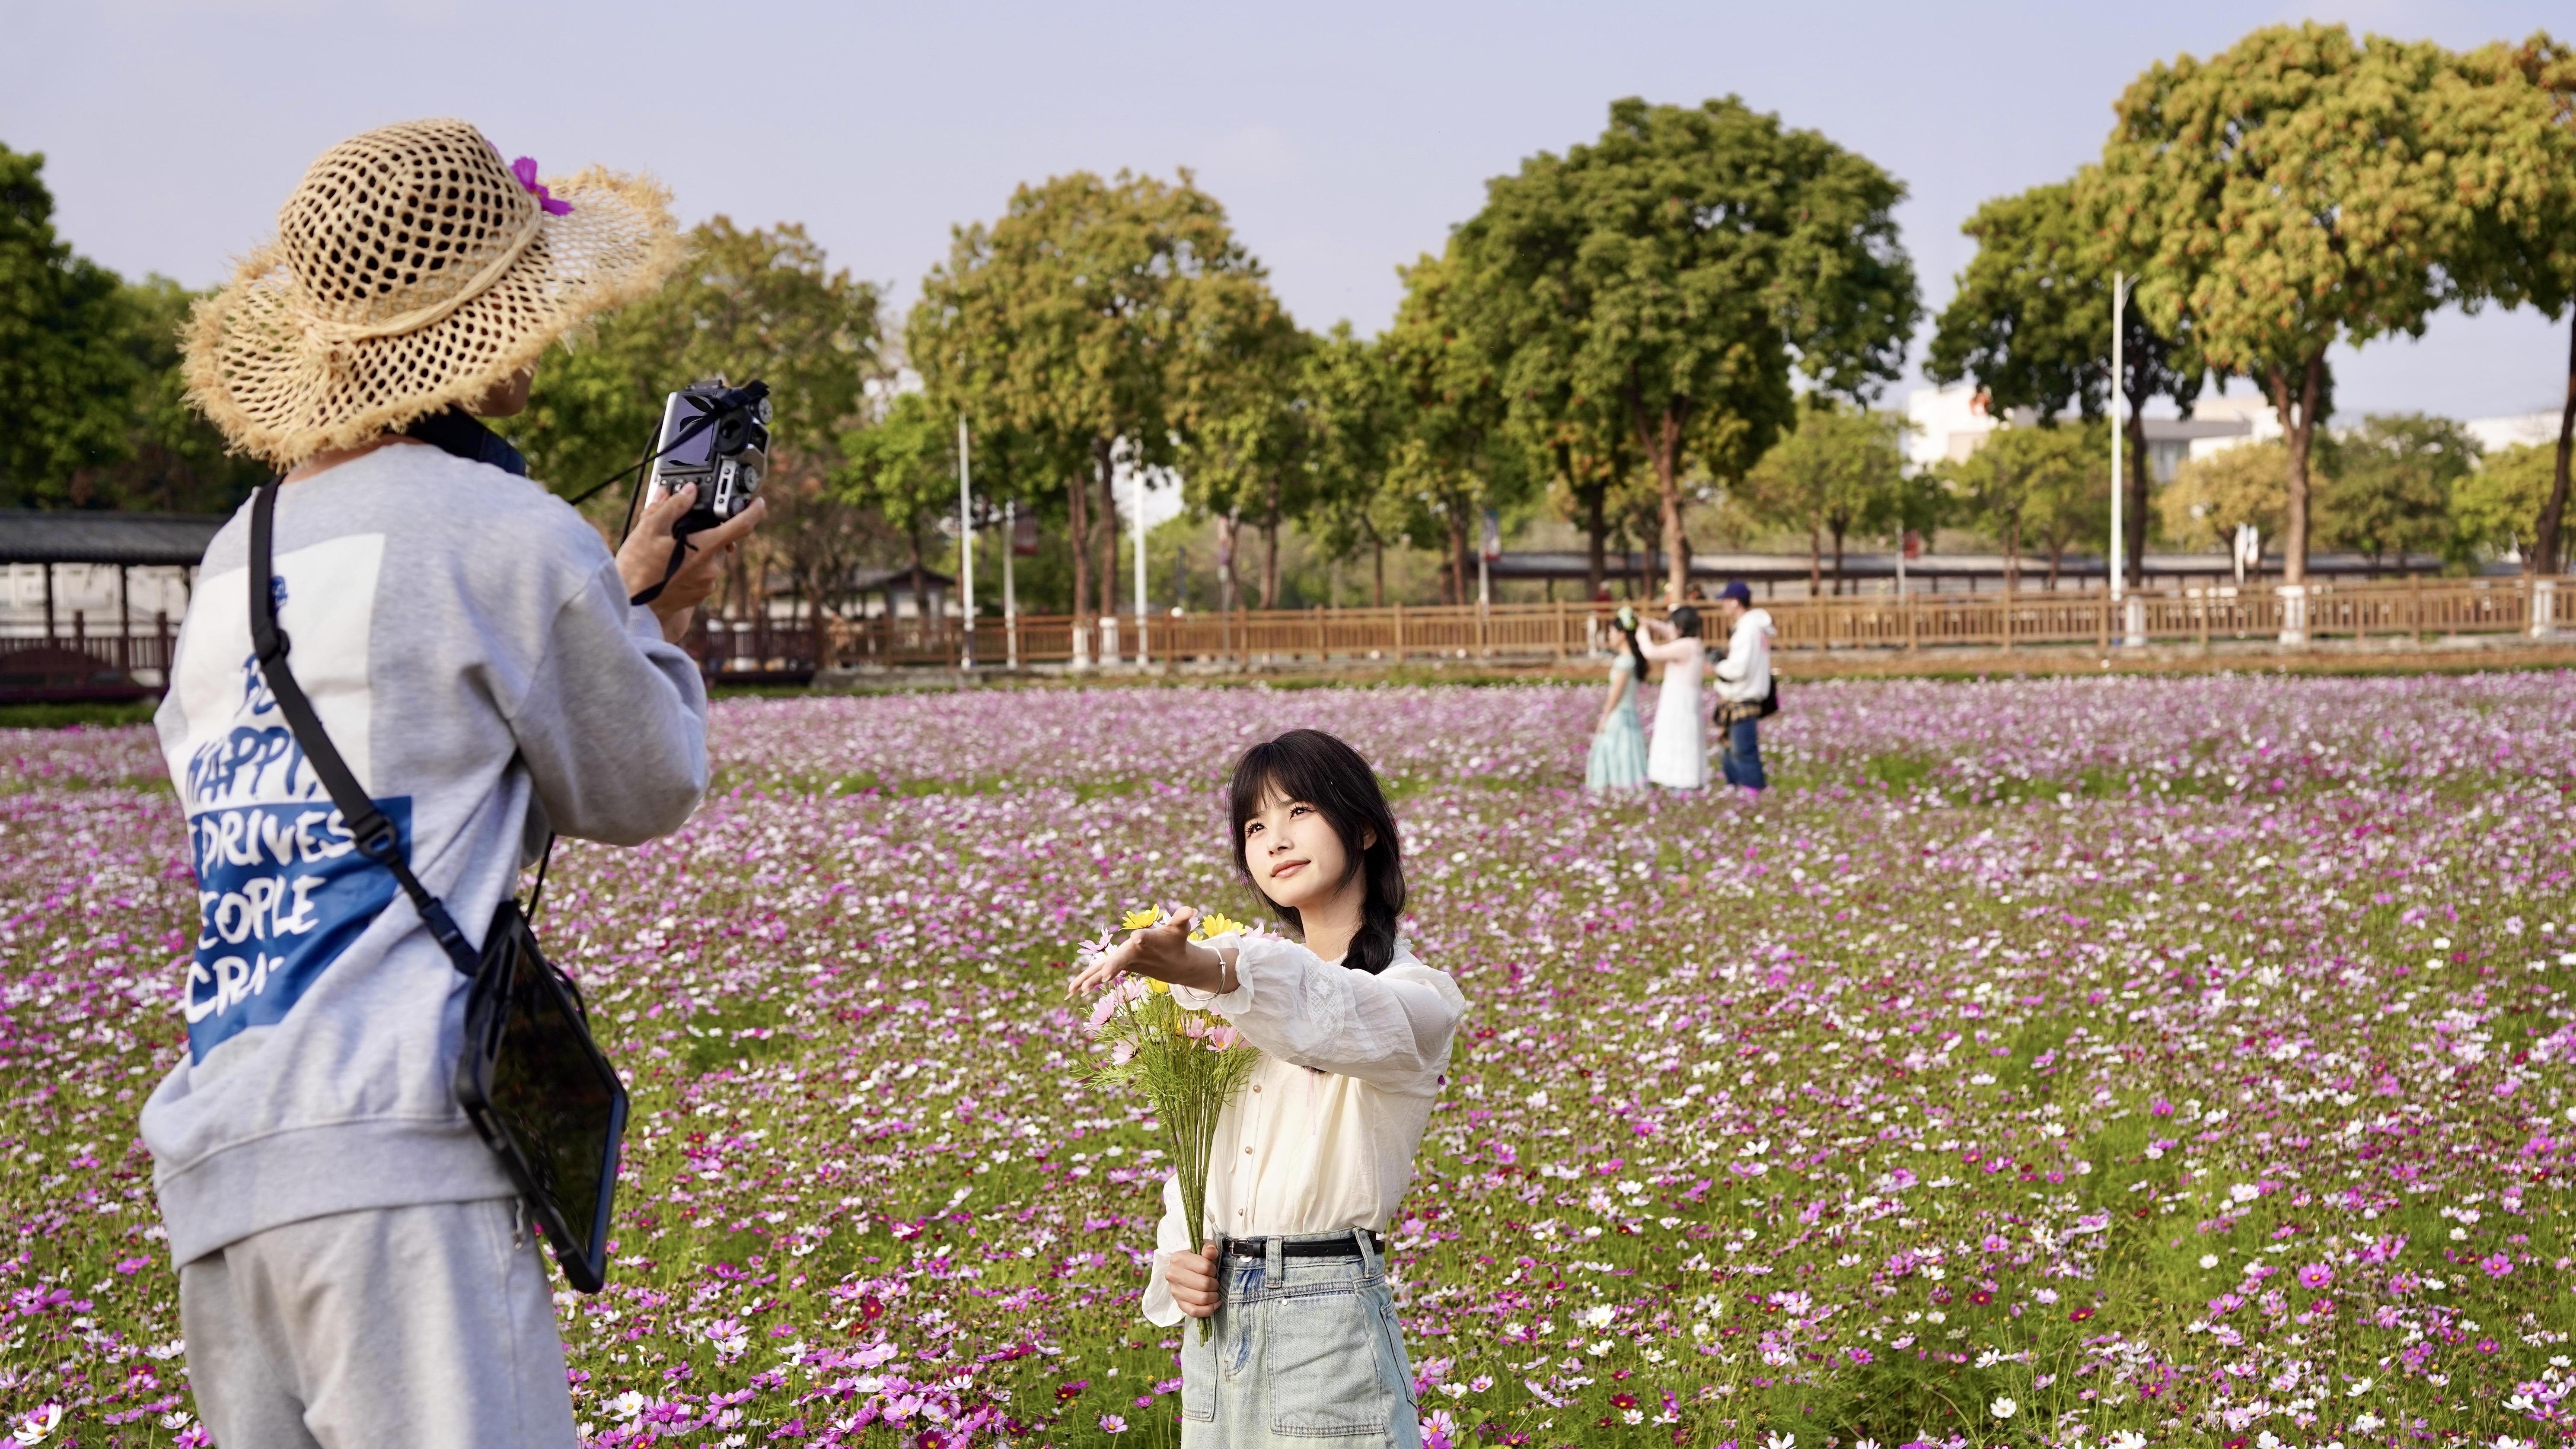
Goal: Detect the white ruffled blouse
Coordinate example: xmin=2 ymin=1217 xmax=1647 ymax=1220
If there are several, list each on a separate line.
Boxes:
xmin=1138 ymin=932 xmax=1468 ymax=1326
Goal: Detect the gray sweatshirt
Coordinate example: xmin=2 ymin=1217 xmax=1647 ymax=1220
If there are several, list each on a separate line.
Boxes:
xmin=144 ymin=443 xmax=708 ymax=1267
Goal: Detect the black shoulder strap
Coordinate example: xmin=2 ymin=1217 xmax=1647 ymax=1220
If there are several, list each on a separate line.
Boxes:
xmin=249 ymin=482 xmax=481 ymax=977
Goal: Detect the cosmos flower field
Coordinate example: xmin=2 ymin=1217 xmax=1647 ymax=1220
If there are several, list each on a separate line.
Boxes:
xmin=4 ymin=671 xmax=2575 ymax=1449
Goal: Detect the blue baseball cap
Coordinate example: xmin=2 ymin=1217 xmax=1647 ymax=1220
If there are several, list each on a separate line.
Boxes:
xmin=1719 ymin=581 xmax=1753 ymax=605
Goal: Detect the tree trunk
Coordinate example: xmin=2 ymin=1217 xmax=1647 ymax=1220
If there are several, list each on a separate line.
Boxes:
xmin=1067 ymin=465 xmax=1091 ymax=628
xmin=2535 ymin=310 xmax=2576 ymax=576
xmin=1807 ymin=522 xmax=1822 ymax=598
xmin=1215 ymin=509 xmax=1240 ymax=613
xmin=1625 ymin=387 xmax=1690 ymax=603
xmin=2002 ymin=519 xmax=2021 ymax=594
xmin=2123 ymin=400 xmax=2151 ymax=590
xmin=1259 ymin=473 xmax=1282 ymax=610
xmin=1584 ymin=482 xmax=1608 ymax=600
xmin=2046 ymin=539 xmax=2062 ymax=590
xmin=1093 ymin=438 xmax=1118 ymax=621
xmin=2270 ymin=357 xmax=2325 ymax=586
xmin=1447 ymin=511 xmax=1471 ymax=606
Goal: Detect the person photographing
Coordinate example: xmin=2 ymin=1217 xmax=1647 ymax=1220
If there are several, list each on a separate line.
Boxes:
xmin=1710 ymin=580 xmax=1776 ymax=796
xmin=148 ymin=119 xmax=759 ymax=1447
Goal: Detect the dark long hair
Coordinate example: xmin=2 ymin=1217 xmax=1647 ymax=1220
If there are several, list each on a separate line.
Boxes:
xmin=1669 ymin=605 xmax=1703 ymax=639
xmin=1616 ymin=619 xmax=1649 ymax=678
xmin=1227 ymin=729 xmax=1406 ymax=974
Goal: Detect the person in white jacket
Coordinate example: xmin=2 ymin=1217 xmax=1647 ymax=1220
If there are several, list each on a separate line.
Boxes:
xmin=1710 ymin=580 xmax=1775 ymax=795
xmin=1068 ymin=729 xmax=1463 ymax=1448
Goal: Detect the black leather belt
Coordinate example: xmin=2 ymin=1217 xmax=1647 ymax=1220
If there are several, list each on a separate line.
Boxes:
xmin=1222 ymin=1231 xmax=1386 ymax=1260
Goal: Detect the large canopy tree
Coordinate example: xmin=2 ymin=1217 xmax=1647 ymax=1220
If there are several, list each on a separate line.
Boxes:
xmin=1300 ymin=322 xmax=1409 ymax=608
xmin=909 ymin=171 xmax=1273 ymax=640
xmin=1385 ymin=248 xmax=1531 ymax=606
xmin=2091 ymin=23 xmax=2474 ymax=586
xmin=1926 ymin=178 xmax=2204 ymax=588
xmin=1176 ymin=312 xmax=1310 ymax=610
xmin=1453 ymin=96 xmax=1918 ymax=601
xmin=0 ymin=144 xmax=144 ymax=506
xmin=2448 ymin=33 xmax=2576 ymax=575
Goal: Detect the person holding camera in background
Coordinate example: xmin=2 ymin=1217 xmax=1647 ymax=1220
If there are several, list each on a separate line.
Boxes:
xmin=146 ymin=119 xmax=762 ymax=1448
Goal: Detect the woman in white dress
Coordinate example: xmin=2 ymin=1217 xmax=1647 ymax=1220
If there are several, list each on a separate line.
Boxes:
xmin=1640 ymin=605 xmax=1708 ymax=790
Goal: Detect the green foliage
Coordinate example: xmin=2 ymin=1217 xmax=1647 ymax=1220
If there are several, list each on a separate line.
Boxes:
xmin=2089 ymin=23 xmax=2482 ymax=580
xmin=2313 ymin=413 xmax=2481 ymax=567
xmin=1384 ymin=247 xmax=1532 ymax=603
xmin=836 ymin=390 xmax=955 ymax=602
xmin=1939 ymin=423 xmax=2104 ymax=588
xmin=1740 ymin=403 xmax=1917 ymax=591
xmin=1299 ymin=323 xmax=1411 ymax=604
xmin=0 ymin=145 xmax=147 ymax=506
xmin=1451 ymin=96 xmax=1919 ymax=599
xmin=910 ymin=170 xmax=1278 ymax=623
xmin=499 ymin=218 xmax=885 ymax=527
xmin=2159 ymin=441 xmax=2293 ymax=553
xmin=2453 ymin=441 xmax=2560 ymax=562
xmin=2447 ymin=34 xmax=2576 ymax=570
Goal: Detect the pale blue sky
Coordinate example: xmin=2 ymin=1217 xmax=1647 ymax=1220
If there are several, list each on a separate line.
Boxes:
xmin=6 ymin=0 xmax=2569 ymax=421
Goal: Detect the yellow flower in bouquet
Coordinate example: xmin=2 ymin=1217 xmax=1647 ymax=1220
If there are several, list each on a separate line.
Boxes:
xmin=1076 ymin=905 xmax=1262 ymax=1341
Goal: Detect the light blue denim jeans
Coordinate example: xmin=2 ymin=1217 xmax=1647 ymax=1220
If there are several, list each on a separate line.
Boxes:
xmin=1180 ymin=1228 xmax=1420 ymax=1448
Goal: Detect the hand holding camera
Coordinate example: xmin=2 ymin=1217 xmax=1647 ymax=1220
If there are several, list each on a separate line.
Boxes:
xmin=616 ymin=379 xmax=774 ymax=643
xmin=617 ymin=486 xmax=766 ymax=642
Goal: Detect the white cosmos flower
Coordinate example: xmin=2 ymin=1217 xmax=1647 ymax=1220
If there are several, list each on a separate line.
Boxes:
xmin=1990 ymin=1396 xmax=2018 ymax=1420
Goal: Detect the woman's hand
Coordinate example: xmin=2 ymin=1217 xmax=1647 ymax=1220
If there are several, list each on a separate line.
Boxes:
xmin=1064 ymin=908 xmax=1234 ymax=997
xmin=616 ymin=484 xmax=770 ymax=643
xmin=1164 ymin=1243 xmax=1221 ymax=1319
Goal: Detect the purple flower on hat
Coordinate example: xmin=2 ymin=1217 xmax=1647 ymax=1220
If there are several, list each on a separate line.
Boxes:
xmin=510 ymin=156 xmax=574 ymax=216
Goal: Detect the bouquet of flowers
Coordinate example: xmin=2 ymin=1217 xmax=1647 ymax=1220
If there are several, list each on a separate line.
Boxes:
xmin=1077 ymin=907 xmax=1263 ymax=1341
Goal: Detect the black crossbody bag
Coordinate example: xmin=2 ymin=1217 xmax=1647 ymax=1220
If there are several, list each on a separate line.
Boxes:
xmin=247 ymin=481 xmax=628 ymax=1293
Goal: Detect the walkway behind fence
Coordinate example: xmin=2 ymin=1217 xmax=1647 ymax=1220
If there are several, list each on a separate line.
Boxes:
xmin=685 ymin=576 xmax=2575 ymax=679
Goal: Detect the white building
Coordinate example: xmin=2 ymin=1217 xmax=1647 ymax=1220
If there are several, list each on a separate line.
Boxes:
xmin=1909 ymin=384 xmax=2563 ymax=475
xmin=1904 ymin=383 xmax=2254 ymax=482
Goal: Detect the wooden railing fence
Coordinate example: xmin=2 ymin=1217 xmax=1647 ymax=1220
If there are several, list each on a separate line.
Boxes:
xmin=685 ymin=576 xmax=2574 ymax=679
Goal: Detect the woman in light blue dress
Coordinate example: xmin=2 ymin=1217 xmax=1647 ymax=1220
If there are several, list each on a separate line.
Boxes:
xmin=1585 ymin=610 xmax=1651 ymax=791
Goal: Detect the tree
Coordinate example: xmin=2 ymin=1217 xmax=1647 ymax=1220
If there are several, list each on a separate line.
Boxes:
xmin=2314 ymin=414 xmax=2479 ymax=567
xmin=2021 ymin=418 xmax=2114 ymax=588
xmin=2092 ymin=22 xmax=2476 ymax=586
xmin=1941 ymin=424 xmax=2096 ymax=592
xmin=0 ymin=144 xmax=143 ymax=506
xmin=1177 ymin=313 xmax=1310 ymax=610
xmin=1301 ymin=323 xmax=1408 ymax=607
xmin=1926 ymin=178 xmax=2204 ymax=587
xmin=2452 ymin=442 xmax=2559 ymax=563
xmin=910 ymin=171 xmax=1272 ymax=646
xmin=1453 ymin=96 xmax=1919 ymax=602
xmin=1385 ymin=248 xmax=1529 ymax=606
xmin=503 ymin=217 xmax=886 ymax=633
xmin=2448 ymin=34 xmax=2576 ymax=574
xmin=2157 ymin=441 xmax=2295 ymax=554
xmin=77 ymin=277 xmax=271 ymax=513
xmin=1740 ymin=403 xmax=1910 ymax=594
xmin=838 ymin=390 xmax=955 ymax=615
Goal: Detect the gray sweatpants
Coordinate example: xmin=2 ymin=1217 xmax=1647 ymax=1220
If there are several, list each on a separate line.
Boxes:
xmin=179 ymin=1197 xmax=577 ymax=1449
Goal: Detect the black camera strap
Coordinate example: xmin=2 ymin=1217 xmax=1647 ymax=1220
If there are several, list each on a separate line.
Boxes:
xmin=249 ymin=482 xmax=481 ymax=978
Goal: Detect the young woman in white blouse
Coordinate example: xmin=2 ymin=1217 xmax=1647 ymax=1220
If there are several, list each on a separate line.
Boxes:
xmin=1068 ymin=729 xmax=1467 ymax=1448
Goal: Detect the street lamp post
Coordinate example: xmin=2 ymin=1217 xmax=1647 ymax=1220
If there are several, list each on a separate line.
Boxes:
xmin=2111 ymin=273 xmax=2144 ymax=647
xmin=957 ymin=416 xmax=975 ymax=670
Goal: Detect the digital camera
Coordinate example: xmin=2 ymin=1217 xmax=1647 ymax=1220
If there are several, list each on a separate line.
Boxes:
xmin=647 ymin=379 xmax=771 ymax=532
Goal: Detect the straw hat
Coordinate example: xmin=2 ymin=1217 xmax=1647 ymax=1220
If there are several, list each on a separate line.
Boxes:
xmin=185 ymin=118 xmax=682 ymax=467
